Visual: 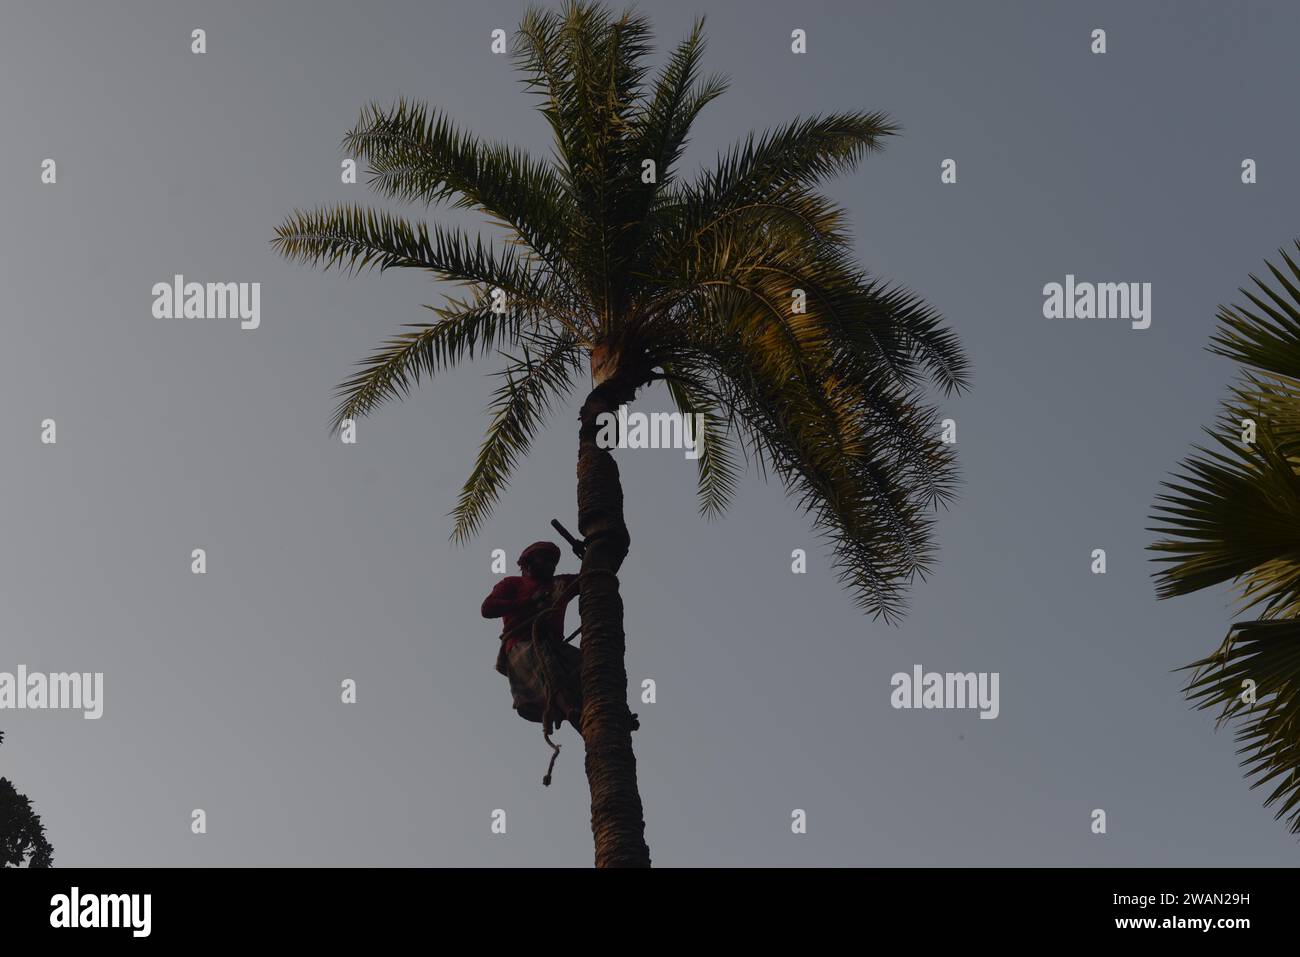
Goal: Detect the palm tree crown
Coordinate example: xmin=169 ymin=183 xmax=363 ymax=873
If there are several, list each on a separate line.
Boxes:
xmin=273 ymin=1 xmax=968 ymax=620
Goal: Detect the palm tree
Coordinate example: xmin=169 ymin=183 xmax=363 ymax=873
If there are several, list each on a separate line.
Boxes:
xmin=274 ymin=1 xmax=968 ymax=867
xmin=1151 ymin=241 xmax=1300 ymax=835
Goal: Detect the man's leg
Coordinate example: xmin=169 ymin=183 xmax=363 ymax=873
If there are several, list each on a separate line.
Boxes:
xmin=554 ymin=643 xmax=584 ymax=735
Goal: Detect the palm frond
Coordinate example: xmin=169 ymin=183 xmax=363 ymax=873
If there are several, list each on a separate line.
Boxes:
xmin=687 ymin=110 xmax=899 ymax=220
xmin=1152 ymin=401 xmax=1300 ymax=620
xmin=689 ymin=291 xmax=949 ymax=620
xmin=637 ymin=192 xmax=963 ymax=617
xmin=660 ymin=366 xmax=741 ymax=517
xmin=450 ymin=330 xmax=584 ymax=542
xmin=329 ymin=298 xmax=525 ymax=433
xmin=274 ymin=205 xmax=528 ymax=284
xmin=1181 ymin=619 xmax=1300 ymax=833
xmin=631 ymin=17 xmax=728 ymax=189
xmin=1211 ymin=242 xmax=1300 ymax=380
xmin=343 ymin=99 xmax=575 ymax=272
xmin=724 ymin=367 xmax=936 ymax=621
xmin=1227 ymin=373 xmax=1300 ymax=456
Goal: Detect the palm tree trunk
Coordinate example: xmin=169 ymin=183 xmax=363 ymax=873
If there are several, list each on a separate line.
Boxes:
xmin=576 ymin=373 xmax=651 ymax=867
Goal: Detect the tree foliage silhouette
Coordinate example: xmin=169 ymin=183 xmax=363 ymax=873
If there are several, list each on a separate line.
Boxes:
xmin=274 ymin=1 xmax=967 ymax=866
xmin=0 ymin=731 xmax=54 ymax=868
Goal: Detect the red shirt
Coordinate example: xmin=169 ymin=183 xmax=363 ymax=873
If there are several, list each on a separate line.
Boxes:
xmin=481 ymin=574 xmax=578 ymax=653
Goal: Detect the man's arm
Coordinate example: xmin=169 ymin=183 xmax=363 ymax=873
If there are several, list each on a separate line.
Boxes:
xmin=481 ymin=578 xmax=524 ymax=619
xmin=555 ymin=574 xmax=581 ymax=608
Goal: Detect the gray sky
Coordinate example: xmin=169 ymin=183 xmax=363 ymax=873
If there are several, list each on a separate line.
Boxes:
xmin=2 ymin=0 xmax=1297 ymax=865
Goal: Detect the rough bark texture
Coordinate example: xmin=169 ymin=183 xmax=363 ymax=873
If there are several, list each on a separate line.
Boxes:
xmin=576 ymin=370 xmax=651 ymax=868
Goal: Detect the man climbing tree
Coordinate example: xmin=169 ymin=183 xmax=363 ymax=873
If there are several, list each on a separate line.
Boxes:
xmin=275 ymin=1 xmax=969 ymax=866
xmin=482 ymin=541 xmax=584 ymax=735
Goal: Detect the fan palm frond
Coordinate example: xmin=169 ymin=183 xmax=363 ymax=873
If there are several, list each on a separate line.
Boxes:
xmin=1181 ymin=620 xmax=1300 ymax=833
xmin=1153 ymin=240 xmax=1300 ymax=835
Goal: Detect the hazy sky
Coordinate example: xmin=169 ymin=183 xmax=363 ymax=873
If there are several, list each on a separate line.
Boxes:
xmin=3 ymin=0 xmax=1297 ymax=866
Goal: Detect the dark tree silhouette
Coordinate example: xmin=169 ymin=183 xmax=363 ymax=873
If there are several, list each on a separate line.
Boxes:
xmin=0 ymin=731 xmax=54 ymax=868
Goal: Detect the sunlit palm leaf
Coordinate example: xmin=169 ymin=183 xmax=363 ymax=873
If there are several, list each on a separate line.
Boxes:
xmin=661 ymin=367 xmax=740 ymax=518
